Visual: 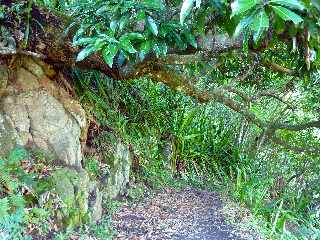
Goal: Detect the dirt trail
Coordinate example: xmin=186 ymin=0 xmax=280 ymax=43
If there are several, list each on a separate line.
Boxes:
xmin=112 ymin=187 xmax=259 ymax=240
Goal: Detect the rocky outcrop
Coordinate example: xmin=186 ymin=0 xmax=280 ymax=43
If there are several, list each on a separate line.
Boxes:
xmin=0 ymin=56 xmax=133 ymax=225
xmin=0 ymin=56 xmax=86 ymax=168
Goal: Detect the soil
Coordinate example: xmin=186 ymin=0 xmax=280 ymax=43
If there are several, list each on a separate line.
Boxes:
xmin=112 ymin=187 xmax=260 ymax=240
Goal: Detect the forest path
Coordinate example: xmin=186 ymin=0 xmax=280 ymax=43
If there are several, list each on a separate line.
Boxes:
xmin=112 ymin=187 xmax=259 ymax=240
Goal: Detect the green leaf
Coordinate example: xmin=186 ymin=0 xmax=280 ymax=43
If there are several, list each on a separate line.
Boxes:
xmin=0 ymin=198 xmax=9 ymax=217
xmin=174 ymin=33 xmax=188 ymax=49
xmin=142 ymin=0 xmax=165 ymax=10
xmin=119 ymin=38 xmax=137 ymax=54
xmin=271 ymin=5 xmax=303 ymax=24
xmin=119 ymin=15 xmax=129 ymax=31
xmin=9 ymin=194 xmax=25 ymax=209
xmin=73 ymin=37 xmax=97 ymax=47
xmin=268 ymin=0 xmax=305 ymax=10
xmin=140 ymin=41 xmax=152 ymax=53
xmin=76 ymin=45 xmax=98 ymax=62
xmin=251 ymin=10 xmax=269 ymax=42
xmin=125 ymin=33 xmax=145 ymax=40
xmin=0 ymin=6 xmax=5 ymax=19
xmin=242 ymin=30 xmax=250 ymax=52
xmin=110 ymin=21 xmax=118 ymax=32
xmin=231 ymin=0 xmax=259 ymax=17
xmin=140 ymin=40 xmax=152 ymax=56
xmin=102 ymin=45 xmax=118 ymax=67
xmin=137 ymin=10 xmax=146 ymax=20
xmin=180 ymin=0 xmax=195 ymax=25
xmin=157 ymin=41 xmax=168 ymax=56
xmin=147 ymin=16 xmax=158 ymax=36
xmin=234 ymin=16 xmax=253 ymax=37
xmin=94 ymin=38 xmax=106 ymax=49
xmin=153 ymin=43 xmax=159 ymax=57
xmin=100 ymin=34 xmax=118 ymax=44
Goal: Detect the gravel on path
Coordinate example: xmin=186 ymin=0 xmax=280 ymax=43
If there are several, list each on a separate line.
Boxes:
xmin=112 ymin=187 xmax=259 ymax=240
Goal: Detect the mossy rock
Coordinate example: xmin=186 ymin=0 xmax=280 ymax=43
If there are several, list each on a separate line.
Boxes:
xmin=48 ymin=167 xmax=102 ymax=228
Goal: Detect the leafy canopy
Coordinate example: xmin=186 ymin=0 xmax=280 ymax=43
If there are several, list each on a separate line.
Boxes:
xmin=63 ymin=0 xmax=320 ymax=71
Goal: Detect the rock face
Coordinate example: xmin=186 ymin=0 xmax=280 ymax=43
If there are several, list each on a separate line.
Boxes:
xmin=0 ymin=56 xmax=86 ymax=168
xmin=0 ymin=56 xmax=133 ymax=225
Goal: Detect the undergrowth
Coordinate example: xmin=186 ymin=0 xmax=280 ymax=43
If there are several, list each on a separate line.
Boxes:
xmin=74 ymin=69 xmax=320 ymax=240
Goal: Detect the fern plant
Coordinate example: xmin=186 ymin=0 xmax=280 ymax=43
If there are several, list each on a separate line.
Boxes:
xmin=0 ymin=147 xmax=34 ymax=239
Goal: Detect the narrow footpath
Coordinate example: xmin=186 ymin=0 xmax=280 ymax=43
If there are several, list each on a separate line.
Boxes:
xmin=112 ymin=187 xmax=260 ymax=240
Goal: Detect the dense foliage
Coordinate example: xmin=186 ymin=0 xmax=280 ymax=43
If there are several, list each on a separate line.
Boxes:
xmin=1 ymin=0 xmax=320 ymax=239
xmin=74 ymin=67 xmax=320 ymax=239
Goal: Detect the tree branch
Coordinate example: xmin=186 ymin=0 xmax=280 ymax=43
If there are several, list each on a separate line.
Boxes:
xmin=271 ymin=136 xmax=320 ymax=154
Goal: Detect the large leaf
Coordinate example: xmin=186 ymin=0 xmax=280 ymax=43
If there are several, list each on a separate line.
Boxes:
xmin=102 ymin=45 xmax=118 ymax=67
xmin=234 ymin=16 xmax=254 ymax=37
xmin=119 ymin=37 xmax=137 ymax=54
xmin=119 ymin=15 xmax=129 ymax=31
xmin=142 ymin=0 xmax=165 ymax=10
xmin=76 ymin=45 xmax=98 ymax=62
xmin=147 ymin=16 xmax=159 ymax=36
xmin=109 ymin=21 xmax=118 ymax=32
xmin=122 ymin=33 xmax=145 ymax=41
xmin=139 ymin=40 xmax=152 ymax=60
xmin=271 ymin=5 xmax=303 ymax=24
xmin=180 ymin=0 xmax=195 ymax=25
xmin=140 ymin=40 xmax=152 ymax=54
xmin=251 ymin=10 xmax=269 ymax=42
xmin=268 ymin=0 xmax=305 ymax=10
xmin=73 ymin=37 xmax=97 ymax=47
xmin=231 ymin=0 xmax=258 ymax=17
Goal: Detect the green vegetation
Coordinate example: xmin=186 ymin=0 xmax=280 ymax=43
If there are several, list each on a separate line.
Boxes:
xmin=1 ymin=0 xmax=320 ymax=239
xmin=74 ymin=69 xmax=320 ymax=239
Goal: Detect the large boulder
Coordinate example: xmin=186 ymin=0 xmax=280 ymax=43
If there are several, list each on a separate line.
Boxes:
xmin=2 ymin=90 xmax=83 ymax=167
xmin=0 ymin=56 xmax=86 ymax=168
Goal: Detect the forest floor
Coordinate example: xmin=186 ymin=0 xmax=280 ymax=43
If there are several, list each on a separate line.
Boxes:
xmin=112 ymin=187 xmax=261 ymax=240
